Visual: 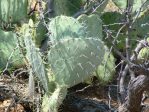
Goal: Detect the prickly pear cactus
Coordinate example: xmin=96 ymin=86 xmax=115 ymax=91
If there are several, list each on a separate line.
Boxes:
xmin=96 ymin=47 xmax=115 ymax=84
xmin=0 ymin=0 xmax=28 ymax=23
xmin=45 ymin=15 xmax=107 ymax=112
xmin=48 ymin=16 xmax=86 ymax=43
xmin=24 ymin=33 xmax=49 ymax=93
xmin=77 ymin=14 xmax=102 ymax=39
xmin=0 ymin=29 xmax=24 ymax=69
xmin=24 ymin=15 xmax=107 ymax=112
xmin=48 ymin=38 xmax=105 ymax=87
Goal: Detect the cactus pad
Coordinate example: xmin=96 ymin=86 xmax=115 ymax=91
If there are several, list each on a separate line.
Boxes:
xmin=24 ymin=36 xmax=49 ymax=92
xmin=0 ymin=29 xmax=24 ymax=69
xmin=138 ymin=47 xmax=149 ymax=61
xmin=48 ymin=38 xmax=105 ymax=87
xmin=0 ymin=0 xmax=28 ymax=23
xmin=77 ymin=14 xmax=102 ymax=39
xmin=48 ymin=16 xmax=86 ymax=43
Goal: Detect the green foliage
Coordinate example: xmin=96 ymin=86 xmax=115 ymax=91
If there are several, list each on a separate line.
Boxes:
xmin=53 ymin=0 xmax=108 ymax=16
xmin=0 ymin=29 xmax=24 ymax=69
xmin=0 ymin=0 xmax=28 ymax=23
xmin=133 ymin=10 xmax=149 ymax=38
xmin=101 ymin=11 xmax=138 ymax=50
xmin=35 ymin=22 xmax=47 ymax=47
xmin=68 ymin=0 xmax=83 ymax=15
xmin=83 ymin=0 xmax=109 ymax=13
xmin=101 ymin=12 xmax=123 ymax=30
xmin=77 ymin=14 xmax=102 ymax=39
xmin=48 ymin=38 xmax=105 ymax=87
xmin=101 ymin=12 xmax=126 ymax=49
xmin=112 ymin=0 xmax=149 ymax=13
xmin=53 ymin=0 xmax=82 ymax=16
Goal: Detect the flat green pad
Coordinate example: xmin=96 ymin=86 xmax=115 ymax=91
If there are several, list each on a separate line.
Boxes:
xmin=0 ymin=29 xmax=24 ymax=69
xmin=0 ymin=0 xmax=28 ymax=23
xmin=77 ymin=14 xmax=102 ymax=39
xmin=48 ymin=15 xmax=85 ymax=43
xmin=48 ymin=38 xmax=105 ymax=87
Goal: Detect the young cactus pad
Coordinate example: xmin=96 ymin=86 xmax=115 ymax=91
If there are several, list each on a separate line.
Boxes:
xmin=48 ymin=38 xmax=105 ymax=87
xmin=77 ymin=14 xmax=102 ymax=39
xmin=0 ymin=0 xmax=28 ymax=23
xmin=137 ymin=47 xmax=149 ymax=61
xmin=48 ymin=15 xmax=86 ymax=43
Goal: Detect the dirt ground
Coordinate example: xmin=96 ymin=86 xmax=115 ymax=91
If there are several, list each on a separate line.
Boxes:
xmin=0 ymin=67 xmax=121 ymax=112
xmin=0 ymin=69 xmax=149 ymax=112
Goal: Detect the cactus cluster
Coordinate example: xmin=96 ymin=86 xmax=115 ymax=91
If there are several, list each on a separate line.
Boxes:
xmin=47 ymin=16 xmax=107 ymax=112
xmin=0 ymin=0 xmax=117 ymax=111
xmin=24 ymin=15 xmax=109 ymax=112
xmin=1 ymin=0 xmax=149 ymax=111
